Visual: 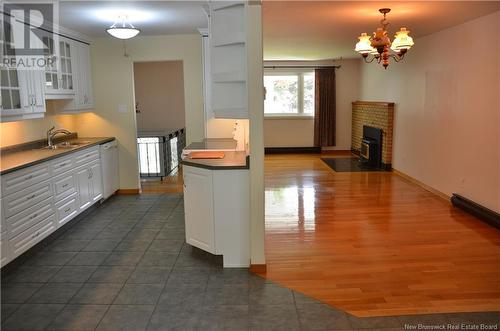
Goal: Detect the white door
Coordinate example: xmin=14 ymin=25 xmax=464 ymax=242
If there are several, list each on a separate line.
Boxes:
xmin=76 ymin=167 xmax=92 ymax=211
xmin=89 ymin=162 xmax=103 ymax=203
xmin=183 ymin=166 xmax=216 ymax=253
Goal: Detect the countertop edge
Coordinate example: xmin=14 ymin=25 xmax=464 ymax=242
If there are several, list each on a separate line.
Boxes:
xmin=0 ymin=137 xmax=115 ymax=176
xmin=181 ymin=155 xmax=250 ymax=171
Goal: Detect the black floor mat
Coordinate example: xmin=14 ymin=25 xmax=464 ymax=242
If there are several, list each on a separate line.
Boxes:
xmin=321 ymin=157 xmax=384 ymax=172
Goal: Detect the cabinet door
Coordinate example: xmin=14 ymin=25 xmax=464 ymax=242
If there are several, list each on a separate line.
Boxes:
xmin=42 ymin=33 xmax=60 ymax=93
xmin=76 ymin=167 xmax=92 ymax=211
xmin=183 ymin=166 xmax=215 ymax=253
xmin=59 ymin=38 xmax=75 ymax=93
xmin=28 ymin=69 xmax=46 ymax=114
xmin=1 ymin=67 xmax=31 ymax=118
xmin=90 ymin=162 xmax=103 ymax=203
xmin=79 ymin=43 xmax=93 ymax=108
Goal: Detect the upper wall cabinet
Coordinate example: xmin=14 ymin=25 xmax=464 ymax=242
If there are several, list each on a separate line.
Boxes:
xmin=209 ymin=1 xmax=248 ymax=119
xmin=0 ymin=35 xmax=46 ymax=122
xmin=42 ymin=32 xmax=76 ymax=99
xmin=60 ymin=41 xmax=94 ymax=113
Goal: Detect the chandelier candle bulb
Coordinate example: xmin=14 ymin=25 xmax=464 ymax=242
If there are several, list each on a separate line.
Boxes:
xmin=354 ymin=8 xmax=414 ymax=68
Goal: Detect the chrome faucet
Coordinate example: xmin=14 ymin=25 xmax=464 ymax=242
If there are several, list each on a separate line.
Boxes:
xmin=47 ymin=126 xmax=72 ymax=147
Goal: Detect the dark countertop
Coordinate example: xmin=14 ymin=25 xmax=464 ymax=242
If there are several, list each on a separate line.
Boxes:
xmin=181 ymin=151 xmax=249 ymax=170
xmin=184 ymin=138 xmax=237 ymax=151
xmin=0 ymin=137 xmax=115 ymax=175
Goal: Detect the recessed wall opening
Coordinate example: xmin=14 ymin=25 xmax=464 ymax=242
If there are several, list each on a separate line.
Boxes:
xmin=133 ymin=60 xmax=186 ymax=193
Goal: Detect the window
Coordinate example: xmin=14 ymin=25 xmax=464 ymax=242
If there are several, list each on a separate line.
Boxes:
xmin=264 ymin=71 xmax=315 ymax=117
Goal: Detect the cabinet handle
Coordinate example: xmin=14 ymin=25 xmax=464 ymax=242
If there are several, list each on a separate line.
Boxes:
xmin=25 ymin=175 xmax=33 ymax=181
xmin=64 ymin=207 xmax=71 ymax=213
xmin=31 ymin=231 xmax=40 ymax=239
xmin=30 ymin=213 xmax=38 ymax=219
xmin=59 ymin=162 xmax=67 ymax=167
xmin=27 ymin=194 xmax=36 ymax=200
xmin=62 ymin=183 xmax=68 ymax=188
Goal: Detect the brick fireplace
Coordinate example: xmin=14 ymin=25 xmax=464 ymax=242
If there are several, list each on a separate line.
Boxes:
xmin=351 ymin=101 xmax=394 ymax=170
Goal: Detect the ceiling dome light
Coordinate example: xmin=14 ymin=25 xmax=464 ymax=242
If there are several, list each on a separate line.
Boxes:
xmin=107 ymin=16 xmax=140 ymax=40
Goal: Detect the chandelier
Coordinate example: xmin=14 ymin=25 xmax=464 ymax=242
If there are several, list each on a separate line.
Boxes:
xmin=354 ymin=8 xmax=414 ymax=69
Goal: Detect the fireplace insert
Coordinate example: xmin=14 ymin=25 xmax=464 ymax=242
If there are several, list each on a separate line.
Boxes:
xmin=359 ymin=126 xmax=382 ymax=168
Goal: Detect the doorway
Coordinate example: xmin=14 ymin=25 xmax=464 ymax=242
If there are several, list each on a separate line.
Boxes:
xmin=133 ymin=60 xmax=186 ymax=193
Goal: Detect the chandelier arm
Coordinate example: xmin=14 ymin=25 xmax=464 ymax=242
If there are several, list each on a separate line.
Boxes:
xmin=390 ymin=53 xmax=405 ymax=62
xmin=363 ymin=55 xmax=377 ymax=63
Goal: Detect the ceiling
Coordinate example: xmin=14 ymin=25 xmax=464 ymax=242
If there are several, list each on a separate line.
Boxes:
xmin=263 ymin=1 xmax=500 ymax=60
xmin=59 ymin=1 xmax=207 ymax=37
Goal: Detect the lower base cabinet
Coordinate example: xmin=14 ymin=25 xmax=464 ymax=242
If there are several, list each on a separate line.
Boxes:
xmin=1 ymin=145 xmax=106 ymax=267
xmin=183 ymin=166 xmax=216 ymax=253
xmin=183 ymin=164 xmax=250 ymax=267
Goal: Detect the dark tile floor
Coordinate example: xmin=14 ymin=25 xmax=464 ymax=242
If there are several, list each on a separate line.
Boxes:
xmin=1 ymin=194 xmax=499 ymax=330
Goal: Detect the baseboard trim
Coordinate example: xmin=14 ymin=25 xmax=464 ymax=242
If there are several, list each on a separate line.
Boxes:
xmin=250 ymin=264 xmax=267 ymax=273
xmin=117 ymin=189 xmax=141 ymax=195
xmin=392 ymin=169 xmax=450 ymax=202
xmin=451 ymin=194 xmax=500 ymax=229
xmin=265 ymin=147 xmax=320 ymax=154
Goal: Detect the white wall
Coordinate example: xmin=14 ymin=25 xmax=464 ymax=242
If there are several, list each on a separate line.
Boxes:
xmin=263 ymin=59 xmax=360 ymax=150
xmin=76 ymin=35 xmax=204 ymax=190
xmin=248 ymin=4 xmax=266 ymax=265
xmin=0 ymin=102 xmax=77 ymax=147
xmin=359 ymin=11 xmax=500 ymax=213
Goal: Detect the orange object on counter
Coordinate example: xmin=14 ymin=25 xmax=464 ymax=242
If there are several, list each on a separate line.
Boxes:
xmin=189 ymin=151 xmax=225 ymax=159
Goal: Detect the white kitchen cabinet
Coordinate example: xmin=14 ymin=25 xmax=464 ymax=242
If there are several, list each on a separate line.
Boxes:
xmin=0 ymin=68 xmax=46 ymax=122
xmin=183 ymin=164 xmax=250 ymax=267
xmin=89 ymin=161 xmax=103 ymax=203
xmin=55 ymin=192 xmax=79 ymax=227
xmin=183 ymin=166 xmax=216 ymax=253
xmin=42 ymin=32 xmax=76 ymax=99
xmin=76 ymin=166 xmax=92 ymax=212
xmin=1 ymin=231 xmax=10 ymax=267
xmin=1 ymin=142 xmax=111 ymax=268
xmin=61 ymin=42 xmax=93 ymax=112
xmin=209 ymin=1 xmax=248 ymax=119
xmin=76 ymin=159 xmax=103 ymax=213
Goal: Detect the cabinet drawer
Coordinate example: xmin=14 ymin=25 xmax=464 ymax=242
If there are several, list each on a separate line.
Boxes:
xmin=54 ymin=173 xmax=77 ymax=202
xmin=55 ymin=192 xmax=78 ymax=227
xmin=1 ymin=162 xmax=51 ymax=196
xmin=1 ymin=232 xmax=10 ymax=267
xmin=9 ymin=214 xmax=56 ymax=258
xmin=74 ymin=147 xmax=99 ymax=167
xmin=6 ymin=196 xmax=54 ymax=238
xmin=3 ymin=180 xmax=53 ymax=218
xmin=51 ymin=155 xmax=74 ymax=175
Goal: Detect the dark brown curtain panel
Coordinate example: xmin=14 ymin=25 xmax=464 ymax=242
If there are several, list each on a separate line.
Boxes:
xmin=314 ymin=68 xmax=336 ymax=147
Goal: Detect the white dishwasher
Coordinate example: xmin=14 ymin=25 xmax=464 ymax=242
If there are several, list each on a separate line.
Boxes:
xmin=100 ymin=140 xmax=119 ymax=200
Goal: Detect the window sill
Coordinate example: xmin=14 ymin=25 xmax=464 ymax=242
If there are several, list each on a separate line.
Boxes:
xmin=264 ymin=115 xmax=314 ymax=120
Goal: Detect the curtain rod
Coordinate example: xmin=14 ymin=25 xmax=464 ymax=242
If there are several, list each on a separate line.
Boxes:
xmin=264 ymin=65 xmax=341 ymax=69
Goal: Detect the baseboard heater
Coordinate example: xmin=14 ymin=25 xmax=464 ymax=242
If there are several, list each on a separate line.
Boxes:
xmin=265 ymin=147 xmax=321 ymax=154
xmin=451 ymin=194 xmax=500 ymax=229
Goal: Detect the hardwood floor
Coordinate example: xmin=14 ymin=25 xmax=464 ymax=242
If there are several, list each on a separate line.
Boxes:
xmin=259 ymin=153 xmax=500 ymax=317
xmin=140 ymin=166 xmax=183 ymax=194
